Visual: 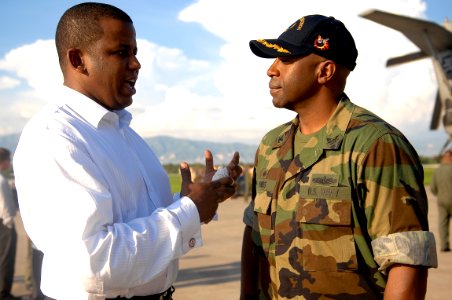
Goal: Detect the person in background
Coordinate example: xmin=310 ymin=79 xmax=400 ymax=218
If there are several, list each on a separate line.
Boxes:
xmin=240 ymin=14 xmax=437 ymax=299
xmin=0 ymin=147 xmax=21 ymax=300
xmin=431 ymin=149 xmax=452 ymax=252
xmin=243 ymin=165 xmax=254 ymax=202
xmin=13 ymin=3 xmax=241 ymax=300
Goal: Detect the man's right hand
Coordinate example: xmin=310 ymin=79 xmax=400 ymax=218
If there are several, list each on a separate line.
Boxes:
xmin=179 ymin=162 xmax=235 ymax=223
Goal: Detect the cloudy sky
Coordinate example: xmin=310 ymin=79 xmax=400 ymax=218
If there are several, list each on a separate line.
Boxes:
xmin=0 ymin=0 xmax=451 ymax=156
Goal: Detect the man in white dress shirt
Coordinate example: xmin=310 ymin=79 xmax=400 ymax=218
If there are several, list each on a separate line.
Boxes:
xmin=13 ymin=3 xmax=240 ymax=300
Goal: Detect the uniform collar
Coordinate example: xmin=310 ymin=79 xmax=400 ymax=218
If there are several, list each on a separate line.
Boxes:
xmin=324 ymin=94 xmax=354 ymax=149
xmin=272 ymin=94 xmax=354 ymax=151
xmin=268 ymin=94 xmax=354 ymax=172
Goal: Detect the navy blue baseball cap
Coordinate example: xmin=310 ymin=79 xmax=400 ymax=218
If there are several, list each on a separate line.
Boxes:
xmin=249 ymin=15 xmax=358 ymax=71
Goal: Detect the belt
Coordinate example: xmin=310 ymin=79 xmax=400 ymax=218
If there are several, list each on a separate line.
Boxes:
xmin=107 ymin=286 xmax=175 ymax=300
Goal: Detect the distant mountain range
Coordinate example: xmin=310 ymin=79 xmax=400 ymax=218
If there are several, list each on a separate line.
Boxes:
xmin=0 ymin=133 xmax=257 ymax=165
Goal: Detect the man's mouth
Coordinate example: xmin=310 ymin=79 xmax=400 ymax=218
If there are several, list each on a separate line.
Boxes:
xmin=126 ymin=79 xmax=136 ymax=88
xmin=269 ymin=84 xmax=281 ymax=92
xmin=269 ymin=80 xmax=280 ymax=90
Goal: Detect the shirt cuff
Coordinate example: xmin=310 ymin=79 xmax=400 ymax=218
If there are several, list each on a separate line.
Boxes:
xmin=168 ymin=195 xmax=202 ymax=254
xmin=371 ymin=231 xmax=438 ymax=273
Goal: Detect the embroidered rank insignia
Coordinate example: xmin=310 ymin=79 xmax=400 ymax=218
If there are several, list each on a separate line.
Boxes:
xmin=311 ymin=174 xmax=339 ymax=186
xmin=314 ymin=35 xmax=330 ymax=50
xmin=257 ymin=39 xmax=291 ymax=54
xmin=297 ymin=17 xmax=305 ymax=30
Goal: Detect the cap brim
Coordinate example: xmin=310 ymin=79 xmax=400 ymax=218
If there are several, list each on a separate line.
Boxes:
xmin=249 ymin=39 xmax=311 ymax=58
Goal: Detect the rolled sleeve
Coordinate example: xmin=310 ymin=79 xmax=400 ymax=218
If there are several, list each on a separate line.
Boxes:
xmin=371 ymin=231 xmax=438 ymax=273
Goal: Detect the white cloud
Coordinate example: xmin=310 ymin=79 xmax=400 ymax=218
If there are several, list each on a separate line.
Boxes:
xmin=0 ymin=76 xmax=20 ymax=90
xmin=0 ymin=40 xmax=62 ymax=97
xmin=177 ymin=0 xmax=442 ymax=152
xmin=0 ymin=40 xmax=62 ymax=134
xmin=0 ymin=0 xmax=446 ymax=155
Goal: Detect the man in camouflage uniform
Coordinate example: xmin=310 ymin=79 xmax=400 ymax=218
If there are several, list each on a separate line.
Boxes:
xmin=240 ymin=15 xmax=438 ymax=299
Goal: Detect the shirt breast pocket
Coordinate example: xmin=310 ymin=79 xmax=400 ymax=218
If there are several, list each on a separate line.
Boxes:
xmin=297 ymin=186 xmax=358 ymax=272
xmin=253 ymin=179 xmax=276 ymax=256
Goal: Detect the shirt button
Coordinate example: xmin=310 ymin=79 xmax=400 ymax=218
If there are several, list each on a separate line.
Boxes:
xmin=189 ymin=238 xmax=196 ymax=248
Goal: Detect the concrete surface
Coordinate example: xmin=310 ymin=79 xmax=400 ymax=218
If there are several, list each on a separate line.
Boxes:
xmin=11 ymin=189 xmax=452 ymax=299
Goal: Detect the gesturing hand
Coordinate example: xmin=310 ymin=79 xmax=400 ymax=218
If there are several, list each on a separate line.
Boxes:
xmin=179 ymin=161 xmax=234 ymax=223
xmin=178 ymin=150 xmax=242 ymax=223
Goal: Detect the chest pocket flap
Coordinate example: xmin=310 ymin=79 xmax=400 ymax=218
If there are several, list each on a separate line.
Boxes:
xmin=297 ymin=186 xmax=352 ymax=225
xmin=254 ymin=179 xmax=276 ymax=215
xmin=296 ymin=185 xmax=358 ymax=272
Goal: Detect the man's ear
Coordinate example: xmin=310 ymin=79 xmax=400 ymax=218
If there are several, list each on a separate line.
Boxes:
xmin=67 ymin=48 xmax=87 ymax=74
xmin=317 ymin=60 xmax=336 ymax=85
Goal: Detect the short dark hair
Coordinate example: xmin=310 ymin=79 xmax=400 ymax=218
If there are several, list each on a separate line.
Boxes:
xmin=0 ymin=147 xmax=11 ymax=162
xmin=55 ymin=2 xmax=133 ymax=68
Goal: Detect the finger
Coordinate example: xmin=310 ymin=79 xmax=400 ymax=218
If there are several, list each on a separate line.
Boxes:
xmin=204 ymin=149 xmax=214 ymax=174
xmin=229 ymin=151 xmax=240 ymax=166
xmin=227 ymin=152 xmax=242 ymax=179
xmin=227 ymin=151 xmax=239 ymax=169
xmin=179 ymin=162 xmax=192 ymax=183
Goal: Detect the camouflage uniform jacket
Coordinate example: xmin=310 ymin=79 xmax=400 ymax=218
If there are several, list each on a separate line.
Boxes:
xmin=245 ymin=95 xmax=437 ymax=299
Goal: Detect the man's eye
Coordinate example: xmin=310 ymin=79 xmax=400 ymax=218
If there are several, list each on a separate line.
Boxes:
xmin=278 ymin=57 xmax=292 ymax=63
xmin=115 ymin=50 xmax=128 ymax=57
xmin=279 ymin=55 xmax=305 ymax=64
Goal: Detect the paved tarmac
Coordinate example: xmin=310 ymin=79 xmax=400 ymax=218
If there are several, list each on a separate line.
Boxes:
xmin=11 ymin=189 xmax=452 ymax=299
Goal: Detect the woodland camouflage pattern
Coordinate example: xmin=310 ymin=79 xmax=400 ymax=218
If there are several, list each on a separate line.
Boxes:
xmin=247 ymin=95 xmax=437 ymax=299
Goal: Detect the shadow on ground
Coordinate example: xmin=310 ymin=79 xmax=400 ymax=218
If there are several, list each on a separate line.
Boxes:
xmin=175 ymin=261 xmax=240 ymax=288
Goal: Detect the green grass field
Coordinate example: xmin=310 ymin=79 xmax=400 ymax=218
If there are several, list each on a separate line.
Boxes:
xmin=167 ymin=165 xmax=437 ymax=194
xmin=423 ymin=165 xmax=436 ymax=186
xmin=168 ymin=173 xmax=182 ymax=193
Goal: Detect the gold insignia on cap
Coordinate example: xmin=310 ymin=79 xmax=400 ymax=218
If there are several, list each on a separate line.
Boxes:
xmin=286 ymin=17 xmax=305 ymax=32
xmin=297 ymin=17 xmax=305 ymax=30
xmin=257 ymin=39 xmax=291 ymax=54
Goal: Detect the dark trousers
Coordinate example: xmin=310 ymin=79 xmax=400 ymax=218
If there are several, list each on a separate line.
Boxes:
xmin=0 ymin=222 xmax=17 ymax=296
xmin=107 ymin=286 xmax=175 ymax=300
xmin=44 ymin=286 xmax=174 ymax=300
xmin=31 ymin=249 xmax=45 ymax=300
xmin=45 ymin=297 xmax=169 ymax=300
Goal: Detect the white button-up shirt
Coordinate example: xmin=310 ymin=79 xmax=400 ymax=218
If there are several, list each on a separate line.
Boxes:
xmin=14 ymin=86 xmax=202 ymax=300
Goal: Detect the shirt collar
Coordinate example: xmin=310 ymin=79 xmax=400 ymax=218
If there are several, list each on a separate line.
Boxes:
xmin=58 ymin=86 xmax=132 ymax=129
xmin=324 ymin=94 xmax=354 ymax=149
